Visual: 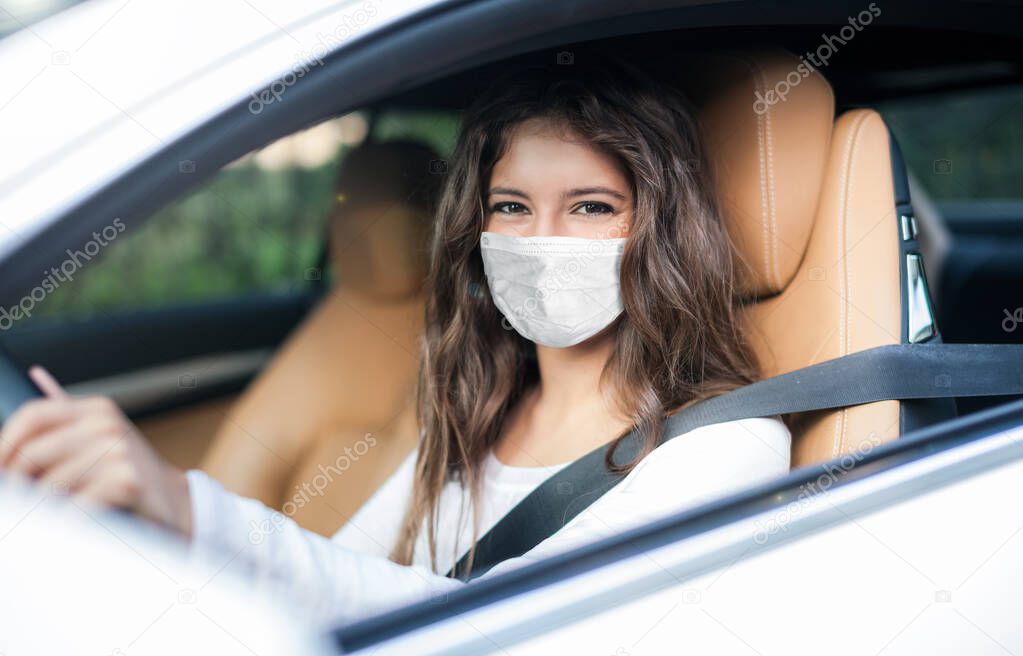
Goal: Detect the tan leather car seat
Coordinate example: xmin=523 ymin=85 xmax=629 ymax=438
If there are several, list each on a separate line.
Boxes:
xmin=688 ymin=51 xmax=907 ymax=466
xmin=201 ymin=140 xmax=442 ymax=535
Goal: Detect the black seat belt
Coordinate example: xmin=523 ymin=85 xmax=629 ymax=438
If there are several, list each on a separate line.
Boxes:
xmin=446 ymin=342 xmax=1023 ymax=580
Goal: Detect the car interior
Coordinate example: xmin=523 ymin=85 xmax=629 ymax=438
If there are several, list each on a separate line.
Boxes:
xmin=201 ymin=139 xmax=441 ymax=532
xmin=4 ymin=18 xmax=1023 ymax=541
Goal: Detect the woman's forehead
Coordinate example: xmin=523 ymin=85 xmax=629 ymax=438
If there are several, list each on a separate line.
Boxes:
xmin=490 ymin=127 xmax=630 ymax=195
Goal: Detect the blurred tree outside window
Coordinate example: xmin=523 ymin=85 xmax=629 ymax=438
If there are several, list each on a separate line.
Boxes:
xmin=24 ymin=108 xmax=461 ymax=322
xmin=880 ymin=84 xmax=1023 ymax=201
xmin=371 ymin=108 xmax=461 ymax=159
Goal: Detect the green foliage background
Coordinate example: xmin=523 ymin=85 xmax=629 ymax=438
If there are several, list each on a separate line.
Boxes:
xmin=879 ymin=85 xmax=1023 ymax=200
xmin=38 ymin=160 xmax=337 ymax=318
xmin=33 ymin=110 xmax=461 ymax=321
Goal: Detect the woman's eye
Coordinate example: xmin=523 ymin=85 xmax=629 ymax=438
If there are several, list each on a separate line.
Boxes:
xmin=573 ymin=202 xmax=614 ymax=216
xmin=491 ymin=202 xmax=527 ymax=215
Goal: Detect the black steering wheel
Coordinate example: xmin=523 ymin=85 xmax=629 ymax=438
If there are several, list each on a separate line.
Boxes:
xmin=0 ymin=343 xmax=43 ymax=423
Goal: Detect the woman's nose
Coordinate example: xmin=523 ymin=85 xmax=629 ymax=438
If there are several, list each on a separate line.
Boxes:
xmin=523 ymin=212 xmax=560 ymax=237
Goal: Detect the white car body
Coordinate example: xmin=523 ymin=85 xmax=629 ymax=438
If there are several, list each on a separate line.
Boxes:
xmin=0 ymin=473 xmax=332 ymax=655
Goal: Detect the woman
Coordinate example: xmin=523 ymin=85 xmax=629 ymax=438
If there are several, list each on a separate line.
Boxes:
xmin=0 ymin=58 xmax=790 ymax=624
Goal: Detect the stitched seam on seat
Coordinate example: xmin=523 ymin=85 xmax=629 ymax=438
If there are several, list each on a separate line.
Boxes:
xmin=761 ymin=69 xmax=779 ymax=290
xmin=752 ymin=63 xmax=771 ymax=291
xmin=832 ymin=111 xmax=872 ymax=458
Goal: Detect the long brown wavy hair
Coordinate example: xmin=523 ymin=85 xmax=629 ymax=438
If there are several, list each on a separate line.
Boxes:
xmin=391 ymin=56 xmax=760 ymax=573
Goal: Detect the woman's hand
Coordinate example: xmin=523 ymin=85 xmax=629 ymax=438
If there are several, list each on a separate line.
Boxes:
xmin=0 ymin=366 xmax=192 ymax=537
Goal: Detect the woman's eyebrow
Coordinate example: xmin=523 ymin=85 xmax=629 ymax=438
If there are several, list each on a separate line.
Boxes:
xmin=487 ymin=187 xmax=529 ymax=199
xmin=487 ymin=186 xmax=627 ymax=201
xmin=563 ymin=186 xmax=627 ymax=201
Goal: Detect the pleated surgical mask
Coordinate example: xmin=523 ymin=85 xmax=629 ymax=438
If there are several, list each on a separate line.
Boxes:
xmin=479 ymin=231 xmax=627 ymax=348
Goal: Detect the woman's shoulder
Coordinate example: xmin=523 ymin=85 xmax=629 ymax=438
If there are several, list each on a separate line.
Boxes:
xmin=665 ymin=414 xmax=791 ymax=453
xmin=666 ymin=414 xmax=790 ymax=464
xmin=613 ymin=415 xmax=791 ymax=497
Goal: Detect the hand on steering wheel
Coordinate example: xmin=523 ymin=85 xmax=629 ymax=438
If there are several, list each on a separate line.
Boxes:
xmin=0 ymin=365 xmax=192 ymax=537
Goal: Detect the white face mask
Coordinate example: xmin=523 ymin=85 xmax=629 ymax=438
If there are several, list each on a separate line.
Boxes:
xmin=479 ymin=231 xmax=627 ymax=348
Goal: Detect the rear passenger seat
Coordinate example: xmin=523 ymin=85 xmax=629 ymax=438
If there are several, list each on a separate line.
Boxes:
xmin=201 ymin=139 xmax=442 ymax=535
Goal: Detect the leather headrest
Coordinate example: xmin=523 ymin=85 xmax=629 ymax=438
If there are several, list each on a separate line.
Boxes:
xmin=686 ymin=51 xmax=835 ymax=297
xmin=329 ymin=140 xmax=442 ymax=299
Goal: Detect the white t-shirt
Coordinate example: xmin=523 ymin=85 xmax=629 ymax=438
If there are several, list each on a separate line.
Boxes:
xmin=332 ymin=447 xmax=571 ymax=574
xmin=186 ymin=416 xmax=791 ymax=626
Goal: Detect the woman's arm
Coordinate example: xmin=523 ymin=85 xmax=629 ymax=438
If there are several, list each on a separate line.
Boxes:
xmin=186 ymin=468 xmax=463 ymax=626
xmin=0 ymin=367 xmax=461 ymax=625
xmin=0 ymin=372 xmax=789 ymax=627
xmin=185 ymin=416 xmax=790 ymax=623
